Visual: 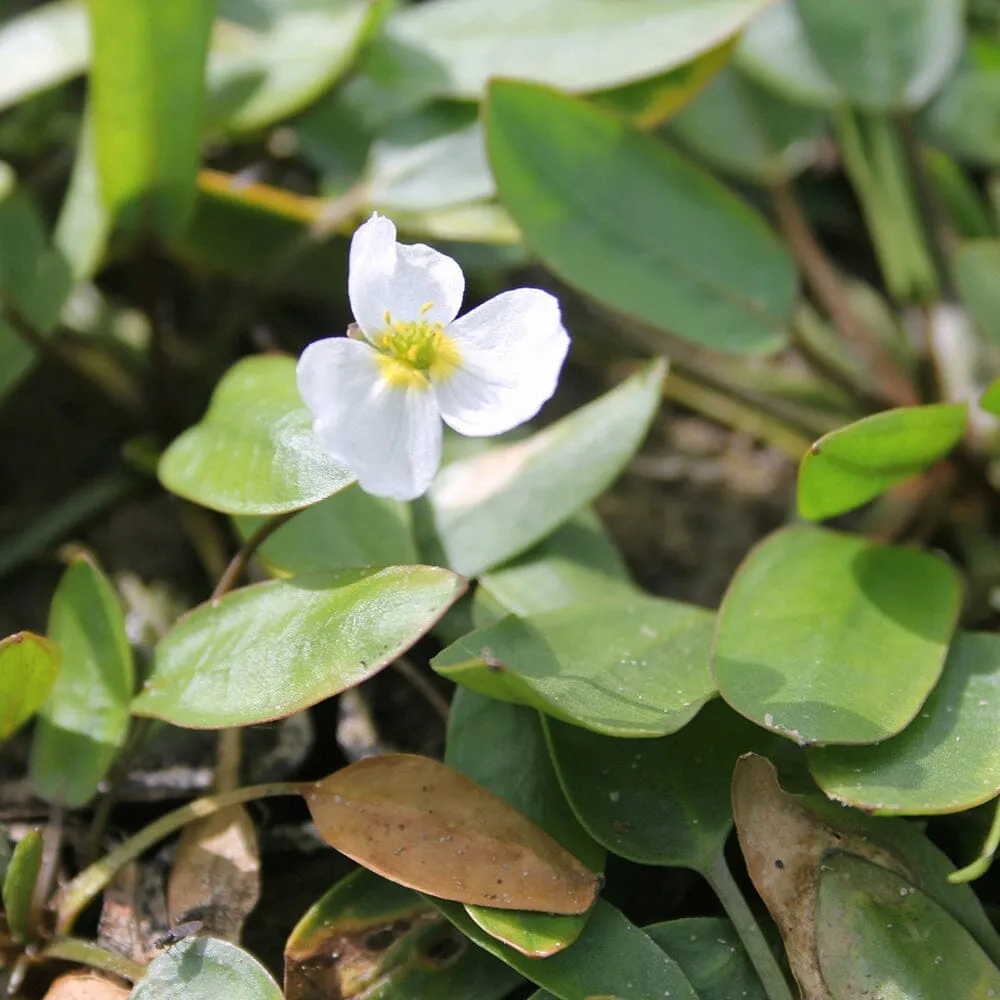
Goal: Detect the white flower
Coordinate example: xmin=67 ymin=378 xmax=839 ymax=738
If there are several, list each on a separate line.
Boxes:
xmin=296 ymin=213 xmax=570 ymax=501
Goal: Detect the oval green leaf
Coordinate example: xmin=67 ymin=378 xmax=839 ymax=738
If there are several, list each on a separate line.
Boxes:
xmin=387 ymin=0 xmax=771 ymax=99
xmin=421 ymin=360 xmax=665 ymax=578
xmin=30 ymin=555 xmax=134 ymax=808
xmin=713 ymin=526 xmax=962 ymax=745
xmin=545 ymin=699 xmax=780 ymax=872
xmin=0 ymin=632 xmax=60 ymax=740
xmin=158 ymin=355 xmax=355 ymax=515
xmin=446 ymin=690 xmax=604 ymax=956
xmin=2 ymin=830 xmax=43 ymax=943
xmin=794 ymin=0 xmax=963 ymax=111
xmin=486 ymin=80 xmax=797 ymax=355
xmin=285 ymin=867 xmax=524 ymax=1000
xmin=132 ymin=936 xmax=282 ymax=1000
xmin=816 ymin=853 xmax=1000 ymax=999
xmin=809 ymin=632 xmax=1000 ymax=814
xmin=432 ymin=595 xmax=716 ymax=738
xmin=235 ymin=485 xmax=416 ymax=577
xmin=797 ymin=403 xmax=967 ymax=521
xmin=133 ymin=566 xmax=464 ymax=728
xmin=304 ymin=754 xmax=600 ymax=914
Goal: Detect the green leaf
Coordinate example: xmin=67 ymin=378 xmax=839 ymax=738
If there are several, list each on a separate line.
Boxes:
xmin=713 ymin=526 xmax=962 ymax=745
xmin=285 ymin=868 xmax=524 ymax=1000
xmin=235 ymin=485 xmax=416 ymax=577
xmin=809 ymin=632 xmax=1000 ymax=814
xmin=816 ymin=853 xmax=1000 ymax=998
xmin=435 ymin=898 xmax=699 ymax=1000
xmin=446 ymin=690 xmax=604 ymax=957
xmin=793 ymin=0 xmax=964 ymax=111
xmin=0 ymin=632 xmax=61 ymax=741
xmin=207 ymin=0 xmax=379 ymax=134
xmin=133 ymin=566 xmax=464 ymax=728
xmin=30 ymin=556 xmax=134 ymax=808
xmin=2 ymin=830 xmax=43 ymax=943
xmin=421 ymin=360 xmax=665 ymax=578
xmin=386 ymin=0 xmax=770 ymax=100
xmin=797 ymin=403 xmax=967 ymax=521
xmin=87 ymin=0 xmax=214 ymax=239
xmin=159 ymin=355 xmax=355 ymax=515
xmin=982 ymin=376 xmax=1000 ymax=416
xmin=486 ymin=80 xmax=797 ymax=355
xmin=0 ymin=1 xmax=89 ymax=113
xmin=132 ymin=936 xmax=283 ymax=999
xmin=433 ymin=595 xmax=716 ymax=738
xmin=545 ymin=699 xmax=779 ymax=872
xmin=954 ymin=240 xmax=1000 ymax=347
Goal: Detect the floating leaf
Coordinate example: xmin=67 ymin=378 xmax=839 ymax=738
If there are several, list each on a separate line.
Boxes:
xmin=810 ymin=632 xmax=1000 ymax=814
xmin=797 ymin=403 xmax=967 ymax=521
xmin=446 ymin=690 xmax=604 ymax=956
xmin=133 ymin=566 xmax=464 ymax=728
xmin=433 ymin=596 xmax=715 ymax=738
xmin=2 ymin=830 xmax=43 ymax=943
xmin=486 ymin=80 xmax=797 ymax=354
xmin=422 ymin=360 xmax=665 ymax=578
xmin=131 ymin=936 xmax=282 ymax=1000
xmin=158 ymin=355 xmax=355 ymax=515
xmin=386 ymin=0 xmax=771 ymax=99
xmin=713 ymin=526 xmax=961 ymax=745
xmin=30 ymin=556 xmax=134 ymax=808
xmin=285 ymin=867 xmax=524 ymax=999
xmin=304 ymin=754 xmax=600 ymax=914
xmin=0 ymin=632 xmax=60 ymax=740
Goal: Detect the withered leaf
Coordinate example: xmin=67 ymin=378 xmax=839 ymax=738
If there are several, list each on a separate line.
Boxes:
xmin=43 ymin=972 xmax=130 ymax=999
xmin=303 ymin=754 xmax=599 ymax=914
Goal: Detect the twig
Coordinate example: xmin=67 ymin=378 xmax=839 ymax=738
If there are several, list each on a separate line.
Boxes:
xmin=390 ymin=655 xmax=451 ymax=722
xmin=210 ymin=510 xmax=297 ymax=602
xmin=28 ymin=807 xmax=63 ymax=941
xmin=769 ymin=177 xmax=918 ymax=409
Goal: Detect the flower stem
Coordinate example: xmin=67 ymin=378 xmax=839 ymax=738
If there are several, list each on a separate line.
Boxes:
xmin=705 ymin=853 xmax=796 ymax=1000
xmin=41 ymin=936 xmax=146 ymax=983
xmin=54 ymin=782 xmax=302 ymax=935
xmin=949 ymin=797 xmax=1000 ymax=884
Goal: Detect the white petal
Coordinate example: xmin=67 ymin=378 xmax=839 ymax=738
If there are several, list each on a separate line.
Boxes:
xmin=348 ymin=213 xmax=464 ymax=339
xmin=435 ymin=288 xmax=570 ymax=437
xmin=297 ymin=336 xmax=443 ymax=501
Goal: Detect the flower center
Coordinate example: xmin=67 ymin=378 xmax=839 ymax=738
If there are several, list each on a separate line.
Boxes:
xmin=373 ymin=307 xmax=461 ymax=389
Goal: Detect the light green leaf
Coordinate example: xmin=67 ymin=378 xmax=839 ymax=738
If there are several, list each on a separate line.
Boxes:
xmin=433 ymin=595 xmax=716 ymax=738
xmin=30 ymin=555 xmax=134 ymax=808
xmin=132 ymin=936 xmax=283 ymax=999
xmin=88 ymin=0 xmax=214 ymax=238
xmin=2 ymin=831 xmax=43 ymax=943
xmin=486 ymin=80 xmax=797 ymax=354
xmin=810 ymin=632 xmax=1000 ymax=814
xmin=133 ymin=566 xmax=464 ymax=728
xmin=159 ymin=355 xmax=355 ymax=515
xmin=797 ymin=403 xmax=967 ymax=521
xmin=0 ymin=1 xmax=89 ymax=113
xmin=207 ymin=0 xmax=379 ymax=133
xmin=713 ymin=526 xmax=962 ymax=745
xmin=235 ymin=485 xmax=416 ymax=577
xmin=421 ymin=360 xmax=665 ymax=578
xmin=954 ymin=240 xmax=1000 ymax=347
xmin=387 ymin=0 xmax=772 ymax=99
xmin=0 ymin=632 xmax=61 ymax=741
xmin=794 ymin=0 xmax=964 ymax=111
xmin=446 ymin=690 xmax=604 ymax=957
xmin=981 ymin=376 xmax=1000 ymax=416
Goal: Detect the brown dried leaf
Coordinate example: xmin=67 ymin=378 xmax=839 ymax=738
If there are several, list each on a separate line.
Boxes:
xmin=43 ymin=972 xmax=130 ymax=999
xmin=97 ymin=860 xmax=168 ymax=965
xmin=303 ymin=754 xmax=600 ymax=914
xmin=166 ymin=804 xmax=261 ymax=943
xmin=731 ymin=754 xmax=909 ymax=1000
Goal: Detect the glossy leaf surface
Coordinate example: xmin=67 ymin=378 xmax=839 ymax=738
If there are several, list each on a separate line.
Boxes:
xmin=133 ymin=567 xmax=463 ymax=728
xmin=0 ymin=632 xmax=60 ymax=740
xmin=713 ymin=526 xmax=962 ymax=745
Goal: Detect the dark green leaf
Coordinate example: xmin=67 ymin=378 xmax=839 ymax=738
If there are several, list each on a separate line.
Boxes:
xmin=133 ymin=567 xmax=464 ymax=728
xmin=0 ymin=632 xmax=60 ymax=741
xmin=713 ymin=526 xmax=962 ymax=745
xmin=486 ymin=80 xmax=797 ymax=354
xmin=954 ymin=240 xmax=1000 ymax=346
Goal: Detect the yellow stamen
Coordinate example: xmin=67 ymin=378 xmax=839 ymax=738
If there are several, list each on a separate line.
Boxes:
xmin=372 ymin=310 xmax=461 ymax=389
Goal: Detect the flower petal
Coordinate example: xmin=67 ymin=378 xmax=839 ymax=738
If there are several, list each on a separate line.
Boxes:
xmin=348 ymin=213 xmax=464 ymax=339
xmin=297 ymin=336 xmax=443 ymax=501
xmin=435 ymin=288 xmax=570 ymax=436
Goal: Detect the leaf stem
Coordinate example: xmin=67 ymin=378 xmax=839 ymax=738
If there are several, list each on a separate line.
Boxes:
xmin=41 ymin=936 xmax=146 ymax=983
xmin=949 ymin=797 xmax=1000 ymax=884
xmin=54 ymin=782 xmax=302 ymax=935
xmin=705 ymin=853 xmax=796 ymax=1000
xmin=211 ymin=510 xmax=297 ymax=601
